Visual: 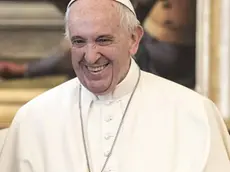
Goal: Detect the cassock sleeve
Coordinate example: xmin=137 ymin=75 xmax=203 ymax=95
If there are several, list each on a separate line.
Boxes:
xmin=0 ymin=106 xmax=35 ymax=172
xmin=203 ymin=98 xmax=230 ymax=171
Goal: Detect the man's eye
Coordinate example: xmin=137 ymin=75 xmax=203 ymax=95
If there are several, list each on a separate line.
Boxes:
xmin=97 ymin=38 xmax=112 ymax=45
xmin=72 ymin=39 xmax=86 ymax=47
xmin=98 ymin=38 xmax=108 ymax=42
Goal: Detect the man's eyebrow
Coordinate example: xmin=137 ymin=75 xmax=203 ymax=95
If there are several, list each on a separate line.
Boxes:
xmin=97 ymin=35 xmax=114 ymax=39
xmin=71 ymin=36 xmax=85 ymax=41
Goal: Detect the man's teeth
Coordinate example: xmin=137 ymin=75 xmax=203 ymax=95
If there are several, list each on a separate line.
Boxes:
xmin=87 ymin=64 xmax=107 ymax=72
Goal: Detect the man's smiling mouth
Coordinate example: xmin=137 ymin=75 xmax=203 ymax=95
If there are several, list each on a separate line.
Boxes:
xmin=86 ymin=63 xmax=109 ymax=73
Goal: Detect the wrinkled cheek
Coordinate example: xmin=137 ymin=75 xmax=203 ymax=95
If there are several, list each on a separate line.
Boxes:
xmin=70 ymin=51 xmax=84 ymax=77
xmin=71 ymin=48 xmax=85 ymax=63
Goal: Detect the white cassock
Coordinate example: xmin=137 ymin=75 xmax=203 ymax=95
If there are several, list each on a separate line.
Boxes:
xmin=0 ymin=59 xmax=229 ymax=172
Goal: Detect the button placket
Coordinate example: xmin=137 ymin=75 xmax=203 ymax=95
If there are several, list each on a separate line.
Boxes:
xmin=101 ymin=101 xmax=121 ymax=172
xmin=102 ymin=104 xmax=112 ymax=157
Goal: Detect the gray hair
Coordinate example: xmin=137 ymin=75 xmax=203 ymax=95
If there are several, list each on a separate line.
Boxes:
xmin=64 ymin=1 xmax=140 ymax=39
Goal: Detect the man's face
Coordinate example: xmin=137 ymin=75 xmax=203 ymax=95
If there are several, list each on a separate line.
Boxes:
xmin=68 ymin=0 xmax=142 ymax=95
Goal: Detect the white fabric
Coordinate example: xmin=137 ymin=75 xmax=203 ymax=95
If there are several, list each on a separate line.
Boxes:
xmin=0 ymin=59 xmax=230 ymax=172
xmin=81 ymin=59 xmax=140 ymax=172
xmin=67 ymin=0 xmax=136 ymax=16
xmin=0 ymin=129 xmax=8 ymax=150
xmin=114 ymin=0 xmax=136 ymax=15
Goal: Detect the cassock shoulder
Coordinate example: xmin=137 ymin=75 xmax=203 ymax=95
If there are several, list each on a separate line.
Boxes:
xmin=139 ymin=71 xmax=222 ymax=125
xmin=139 ymin=71 xmax=230 ymax=170
xmin=140 ymin=71 xmax=205 ymax=107
xmin=0 ymin=79 xmax=81 ymax=171
xmin=11 ymin=78 xmax=80 ymax=127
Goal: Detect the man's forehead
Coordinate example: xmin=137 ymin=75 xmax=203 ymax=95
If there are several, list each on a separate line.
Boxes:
xmin=67 ymin=0 xmax=136 ymax=16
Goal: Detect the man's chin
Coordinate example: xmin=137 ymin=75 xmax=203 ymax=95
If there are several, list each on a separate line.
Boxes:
xmin=88 ymin=85 xmax=106 ymax=94
xmin=86 ymin=83 xmax=114 ymax=95
xmin=82 ymin=76 xmax=114 ymax=95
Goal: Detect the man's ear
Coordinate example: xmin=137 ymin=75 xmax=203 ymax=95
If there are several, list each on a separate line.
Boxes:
xmin=129 ymin=25 xmax=144 ymax=55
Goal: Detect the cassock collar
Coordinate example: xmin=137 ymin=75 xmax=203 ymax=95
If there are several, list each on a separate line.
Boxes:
xmin=81 ymin=58 xmax=140 ymax=103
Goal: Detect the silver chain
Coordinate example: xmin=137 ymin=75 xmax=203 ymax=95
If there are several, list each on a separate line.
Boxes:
xmin=78 ymin=68 xmax=141 ymax=172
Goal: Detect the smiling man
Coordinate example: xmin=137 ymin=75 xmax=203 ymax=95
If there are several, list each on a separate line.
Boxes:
xmin=67 ymin=0 xmax=142 ymax=95
xmin=0 ymin=0 xmax=230 ymax=172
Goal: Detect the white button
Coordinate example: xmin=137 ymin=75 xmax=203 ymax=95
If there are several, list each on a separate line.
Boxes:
xmin=104 ymin=115 xmax=113 ymax=122
xmin=104 ymin=150 xmax=111 ymax=157
xmin=105 ymin=101 xmax=113 ymax=105
xmin=104 ymin=133 xmax=113 ymax=140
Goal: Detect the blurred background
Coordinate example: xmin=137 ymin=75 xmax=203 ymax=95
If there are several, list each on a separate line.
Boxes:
xmin=0 ymin=0 xmax=229 ymax=132
xmin=0 ymin=1 xmax=67 ymax=129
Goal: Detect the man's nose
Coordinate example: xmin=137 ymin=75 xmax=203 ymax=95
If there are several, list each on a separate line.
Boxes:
xmin=84 ymin=44 xmax=101 ymax=64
